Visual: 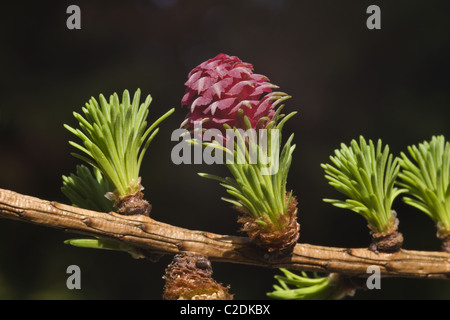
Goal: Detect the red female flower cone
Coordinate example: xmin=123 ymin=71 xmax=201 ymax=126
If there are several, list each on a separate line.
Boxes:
xmin=180 ymin=53 xmax=299 ymax=257
xmin=181 ymin=53 xmax=288 ymax=133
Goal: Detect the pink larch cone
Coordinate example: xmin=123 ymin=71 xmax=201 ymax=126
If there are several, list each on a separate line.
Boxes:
xmin=181 ymin=53 xmax=285 ymax=134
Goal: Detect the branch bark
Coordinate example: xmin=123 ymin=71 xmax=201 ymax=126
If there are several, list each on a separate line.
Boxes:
xmin=1 ymin=188 xmax=450 ymax=279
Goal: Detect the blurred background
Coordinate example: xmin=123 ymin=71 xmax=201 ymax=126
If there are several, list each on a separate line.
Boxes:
xmin=0 ymin=0 xmax=449 ymax=300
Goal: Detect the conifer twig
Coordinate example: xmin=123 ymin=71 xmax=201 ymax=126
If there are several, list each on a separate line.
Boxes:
xmin=0 ymin=188 xmax=449 ymax=279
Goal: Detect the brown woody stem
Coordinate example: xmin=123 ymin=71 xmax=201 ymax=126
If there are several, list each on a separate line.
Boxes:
xmin=1 ymin=188 xmax=450 ymax=279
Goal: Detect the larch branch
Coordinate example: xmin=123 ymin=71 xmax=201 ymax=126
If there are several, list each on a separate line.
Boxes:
xmin=1 ymin=188 xmax=449 ymax=279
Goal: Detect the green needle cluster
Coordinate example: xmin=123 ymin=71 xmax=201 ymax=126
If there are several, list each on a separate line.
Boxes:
xmin=322 ymin=136 xmax=405 ymax=233
xmin=64 ymin=89 xmax=174 ymax=196
xmin=199 ymin=110 xmax=297 ymax=229
xmin=267 ymin=269 xmax=349 ymax=300
xmin=398 ymin=135 xmax=450 ymax=235
xmin=62 ymin=164 xmax=114 ymax=212
xmin=64 ymin=237 xmax=143 ymax=258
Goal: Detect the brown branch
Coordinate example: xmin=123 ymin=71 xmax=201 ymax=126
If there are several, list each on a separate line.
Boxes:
xmin=1 ymin=188 xmax=450 ymax=279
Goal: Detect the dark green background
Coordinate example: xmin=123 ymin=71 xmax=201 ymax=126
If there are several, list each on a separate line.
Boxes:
xmin=0 ymin=0 xmax=449 ymax=299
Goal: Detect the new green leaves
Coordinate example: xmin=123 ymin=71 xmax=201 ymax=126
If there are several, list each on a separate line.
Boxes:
xmin=322 ymin=136 xmax=405 ymax=234
xmin=199 ymin=111 xmax=297 ymax=228
xmin=64 ymin=238 xmax=145 ymax=258
xmin=398 ymin=136 xmax=450 ymax=237
xmin=196 ymin=110 xmax=299 ymax=254
xmin=62 ymin=89 xmax=174 ymax=254
xmin=64 ymin=89 xmax=174 ymax=196
xmin=267 ymin=269 xmax=353 ymax=300
xmin=62 ymin=164 xmax=114 ymax=212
